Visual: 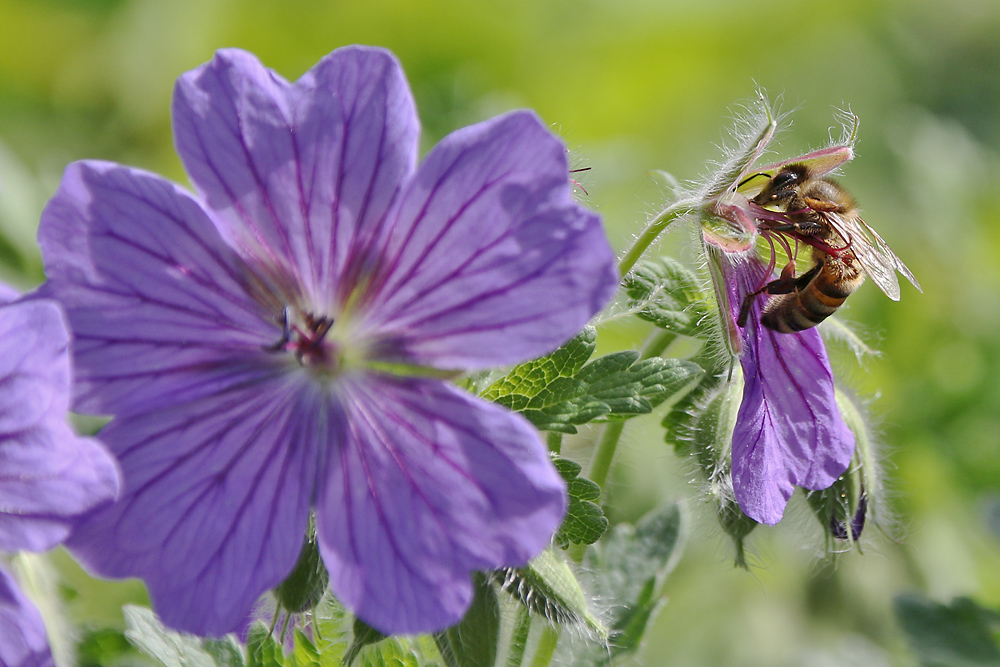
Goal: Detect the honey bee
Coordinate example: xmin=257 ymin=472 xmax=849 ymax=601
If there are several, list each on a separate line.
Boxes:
xmin=737 ymin=163 xmax=921 ymax=333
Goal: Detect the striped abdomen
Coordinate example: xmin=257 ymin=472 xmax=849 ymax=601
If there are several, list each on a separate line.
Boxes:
xmin=761 ymin=250 xmax=865 ymax=333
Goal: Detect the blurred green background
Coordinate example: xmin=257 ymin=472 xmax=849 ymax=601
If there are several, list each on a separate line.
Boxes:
xmin=1 ymin=0 xmax=999 ymax=665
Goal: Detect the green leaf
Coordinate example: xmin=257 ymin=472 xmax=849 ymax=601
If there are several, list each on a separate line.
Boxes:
xmin=557 ymin=503 xmax=684 ymax=666
xmin=482 ymin=327 xmax=595 ymax=409
xmin=484 ymin=327 xmax=702 ymax=433
xmin=895 ymin=593 xmax=1000 ymax=666
xmin=499 ymin=549 xmax=605 ymax=636
xmin=572 ymin=354 xmax=702 ymax=420
xmin=78 ymin=629 xmax=145 ymax=667
xmin=433 ymin=573 xmax=500 ymax=667
xmin=246 ymin=624 xmax=286 ymax=667
xmin=346 ymin=637 xmax=422 ymax=667
xmin=344 ymin=618 xmax=388 ymax=667
xmin=123 ymin=605 xmax=245 ymax=667
xmin=623 ymin=257 xmax=709 ymax=338
xmin=552 ymin=456 xmax=608 ymax=547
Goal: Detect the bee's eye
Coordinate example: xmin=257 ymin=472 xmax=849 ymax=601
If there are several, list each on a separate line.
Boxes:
xmin=769 ymin=170 xmax=801 ymax=191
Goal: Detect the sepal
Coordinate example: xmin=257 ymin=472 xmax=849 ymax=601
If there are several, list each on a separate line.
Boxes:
xmin=663 ymin=373 xmax=757 ymax=566
xmin=499 ymin=549 xmax=605 ymax=635
xmin=806 ymin=388 xmax=881 ymax=548
xmin=273 ymin=518 xmax=329 ymax=615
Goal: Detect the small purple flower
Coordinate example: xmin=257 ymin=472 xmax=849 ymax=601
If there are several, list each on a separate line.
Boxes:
xmin=38 ymin=46 xmax=616 ymax=636
xmin=0 ymin=293 xmax=120 ymax=666
xmin=693 ymin=102 xmax=857 ymax=525
xmin=704 ymin=245 xmax=855 ymax=525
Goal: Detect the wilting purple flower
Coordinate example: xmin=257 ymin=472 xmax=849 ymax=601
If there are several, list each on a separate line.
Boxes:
xmin=692 ymin=101 xmax=856 ymax=525
xmin=0 ymin=293 xmax=120 ymax=666
xmin=38 ymin=46 xmax=616 ymax=636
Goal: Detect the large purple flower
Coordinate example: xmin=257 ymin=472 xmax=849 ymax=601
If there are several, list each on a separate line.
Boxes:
xmin=38 ymin=46 xmax=617 ymax=636
xmin=0 ymin=293 xmax=120 ymax=666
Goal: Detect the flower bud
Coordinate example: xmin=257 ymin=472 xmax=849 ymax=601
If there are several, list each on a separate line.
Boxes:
xmin=273 ymin=517 xmax=329 ymax=614
xmin=806 ymin=389 xmax=881 ymax=547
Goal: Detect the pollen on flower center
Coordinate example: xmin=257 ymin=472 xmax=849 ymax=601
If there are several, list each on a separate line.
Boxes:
xmin=265 ymin=307 xmax=344 ymax=374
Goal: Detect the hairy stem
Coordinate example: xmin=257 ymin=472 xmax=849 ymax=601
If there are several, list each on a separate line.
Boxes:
xmin=618 ymin=200 xmax=695 ymax=278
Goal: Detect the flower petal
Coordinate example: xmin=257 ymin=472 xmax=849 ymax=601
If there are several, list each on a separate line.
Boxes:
xmin=315 ymin=376 xmax=565 ymax=634
xmin=0 ymin=565 xmax=53 ymax=667
xmin=37 ymin=161 xmax=273 ymax=416
xmin=67 ymin=376 xmax=319 ymax=636
xmin=0 ymin=301 xmax=119 ymax=553
xmin=172 ymin=46 xmax=418 ymax=304
xmin=725 ymin=255 xmax=855 ymax=525
xmin=356 ymin=110 xmax=617 ymax=369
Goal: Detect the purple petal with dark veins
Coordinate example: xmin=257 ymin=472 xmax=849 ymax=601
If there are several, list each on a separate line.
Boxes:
xmin=724 ymin=254 xmax=855 ymax=525
xmin=356 ymin=110 xmax=616 ymax=369
xmin=316 ymin=376 xmax=565 ymax=634
xmin=172 ymin=46 xmax=418 ymax=304
xmin=0 ymin=565 xmax=53 ymax=667
xmin=0 ymin=300 xmax=119 ymax=553
xmin=37 ymin=161 xmax=274 ymax=416
xmin=67 ymin=375 xmax=319 ymax=637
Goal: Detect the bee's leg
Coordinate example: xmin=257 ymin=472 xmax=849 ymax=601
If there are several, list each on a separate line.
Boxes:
xmin=770 ymin=219 xmax=825 ymax=235
xmin=802 ymin=195 xmax=842 ymax=213
xmin=737 ymin=261 xmax=810 ymax=327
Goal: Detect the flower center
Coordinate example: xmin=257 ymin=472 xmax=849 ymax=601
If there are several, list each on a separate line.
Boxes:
xmin=265 ymin=307 xmax=343 ymax=373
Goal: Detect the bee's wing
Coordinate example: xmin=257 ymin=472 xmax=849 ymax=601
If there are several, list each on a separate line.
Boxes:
xmin=826 ymin=212 xmax=921 ymax=301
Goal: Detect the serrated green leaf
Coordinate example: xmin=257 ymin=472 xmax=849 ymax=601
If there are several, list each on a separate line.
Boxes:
xmin=482 ymin=327 xmax=596 ymax=406
xmin=246 ymin=624 xmax=286 ymax=667
xmin=573 ymin=355 xmax=702 ymax=420
xmin=485 ymin=327 xmax=701 ymax=433
xmin=433 ymin=573 xmax=499 ymax=667
xmin=557 ymin=503 xmax=684 ymax=666
xmin=552 ymin=457 xmax=608 ymax=547
xmin=624 ymin=257 xmax=708 ymax=337
xmin=895 ymin=594 xmax=1000 ymax=666
xmin=499 ymin=549 xmax=605 ymax=636
xmin=123 ymin=605 xmax=226 ymax=667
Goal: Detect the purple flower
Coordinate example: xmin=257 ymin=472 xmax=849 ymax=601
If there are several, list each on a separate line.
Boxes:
xmin=0 ymin=294 xmax=120 ymax=667
xmin=705 ymin=246 xmax=855 ymax=525
xmin=692 ymin=102 xmax=858 ymax=525
xmin=38 ymin=46 xmax=617 ymax=636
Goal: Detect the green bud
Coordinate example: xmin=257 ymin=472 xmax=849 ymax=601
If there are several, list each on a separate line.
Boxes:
xmin=273 ymin=516 xmax=329 ymax=614
xmin=669 ymin=370 xmax=758 ymax=566
xmin=500 ymin=549 xmax=605 ymax=636
xmin=806 ymin=389 xmax=880 ymax=548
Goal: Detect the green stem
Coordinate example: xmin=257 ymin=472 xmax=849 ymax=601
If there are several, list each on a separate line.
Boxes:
xmin=617 ymin=200 xmax=695 ymax=278
xmin=505 ymin=605 xmax=533 ymax=667
xmin=585 ymin=328 xmax=675 ymax=492
xmin=586 ymin=420 xmax=624 ymax=496
xmin=546 ymin=431 xmax=563 ymax=455
xmin=640 ymin=329 xmax=678 ymax=360
xmin=529 ymin=626 xmax=560 ymax=667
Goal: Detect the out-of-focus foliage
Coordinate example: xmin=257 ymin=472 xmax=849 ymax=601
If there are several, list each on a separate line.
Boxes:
xmin=2 ymin=0 xmax=1000 ymax=665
